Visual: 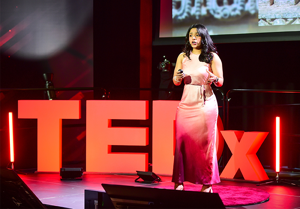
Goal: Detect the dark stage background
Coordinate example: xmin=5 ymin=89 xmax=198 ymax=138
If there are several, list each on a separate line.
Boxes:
xmin=0 ymin=0 xmax=93 ymax=170
xmin=0 ymin=0 xmax=299 ymax=173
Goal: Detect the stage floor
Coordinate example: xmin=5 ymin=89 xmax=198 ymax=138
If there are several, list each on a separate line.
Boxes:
xmin=18 ymin=172 xmax=300 ymax=209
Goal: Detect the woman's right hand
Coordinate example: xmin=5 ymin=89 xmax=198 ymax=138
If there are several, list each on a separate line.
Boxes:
xmin=173 ymin=53 xmax=185 ymax=85
xmin=175 ymin=69 xmax=184 ymax=80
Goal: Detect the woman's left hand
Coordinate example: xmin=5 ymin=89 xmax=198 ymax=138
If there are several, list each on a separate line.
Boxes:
xmin=206 ymin=69 xmax=218 ymax=85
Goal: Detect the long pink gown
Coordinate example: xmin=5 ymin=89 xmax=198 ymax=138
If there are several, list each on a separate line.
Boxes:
xmin=172 ymin=52 xmax=221 ymax=185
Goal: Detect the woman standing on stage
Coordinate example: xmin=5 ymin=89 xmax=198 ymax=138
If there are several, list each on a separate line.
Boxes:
xmin=172 ymin=24 xmax=223 ymax=193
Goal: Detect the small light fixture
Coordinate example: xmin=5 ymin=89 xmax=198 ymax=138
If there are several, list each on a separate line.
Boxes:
xmin=135 ymin=171 xmax=161 ymax=184
xmin=60 ymin=168 xmax=83 ymax=180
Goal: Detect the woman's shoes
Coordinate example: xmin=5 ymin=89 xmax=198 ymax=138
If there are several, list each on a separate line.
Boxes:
xmin=202 ymin=186 xmax=213 ymax=193
xmin=175 ymin=185 xmax=184 ymax=191
xmin=175 ymin=184 xmax=184 ymax=191
xmin=174 ymin=184 xmax=213 ymax=192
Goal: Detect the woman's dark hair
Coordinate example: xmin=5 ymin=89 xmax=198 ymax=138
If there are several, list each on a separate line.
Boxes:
xmin=183 ymin=24 xmax=217 ymax=64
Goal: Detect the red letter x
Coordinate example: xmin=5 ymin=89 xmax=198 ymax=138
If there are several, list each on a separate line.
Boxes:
xmin=220 ymin=131 xmax=269 ymax=181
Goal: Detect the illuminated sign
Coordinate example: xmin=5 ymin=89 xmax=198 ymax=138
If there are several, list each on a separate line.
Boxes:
xmin=18 ymin=100 xmax=267 ymax=181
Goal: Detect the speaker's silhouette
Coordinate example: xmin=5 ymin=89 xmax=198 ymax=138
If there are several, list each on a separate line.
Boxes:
xmin=0 ymin=168 xmax=46 ymax=208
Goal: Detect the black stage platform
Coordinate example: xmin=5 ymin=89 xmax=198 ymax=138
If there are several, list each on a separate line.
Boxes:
xmin=10 ymin=170 xmax=299 ymax=209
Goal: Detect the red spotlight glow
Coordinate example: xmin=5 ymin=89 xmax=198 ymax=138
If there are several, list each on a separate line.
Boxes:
xmin=9 ymin=112 xmax=15 ymax=163
xmin=275 ymin=117 xmax=280 ymax=173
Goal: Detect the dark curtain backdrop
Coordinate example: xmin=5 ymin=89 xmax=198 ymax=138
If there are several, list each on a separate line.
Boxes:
xmin=94 ymin=0 xmax=140 ymax=100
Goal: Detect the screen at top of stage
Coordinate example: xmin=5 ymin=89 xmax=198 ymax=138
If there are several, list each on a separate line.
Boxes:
xmin=159 ymin=0 xmax=300 ymax=38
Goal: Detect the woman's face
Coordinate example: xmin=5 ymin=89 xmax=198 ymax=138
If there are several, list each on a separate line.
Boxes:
xmin=189 ymin=28 xmax=201 ymax=49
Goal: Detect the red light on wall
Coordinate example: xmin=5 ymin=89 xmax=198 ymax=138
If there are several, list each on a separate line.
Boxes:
xmin=9 ymin=112 xmax=14 ymax=163
xmin=275 ymin=117 xmax=280 ymax=173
